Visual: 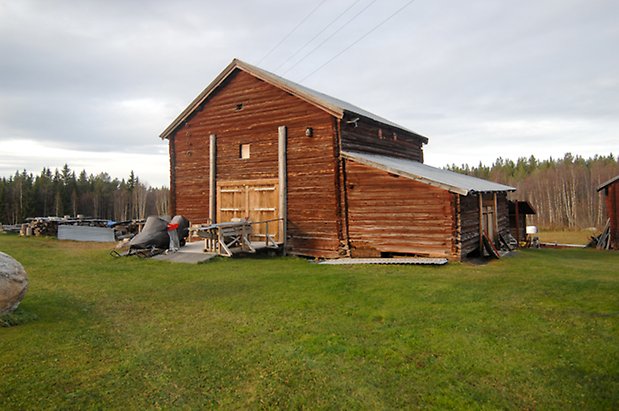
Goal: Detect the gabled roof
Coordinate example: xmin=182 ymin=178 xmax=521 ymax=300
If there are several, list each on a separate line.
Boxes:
xmin=160 ymin=58 xmax=428 ymax=143
xmin=597 ymin=175 xmax=619 ymax=191
xmin=342 ymin=151 xmax=516 ymax=195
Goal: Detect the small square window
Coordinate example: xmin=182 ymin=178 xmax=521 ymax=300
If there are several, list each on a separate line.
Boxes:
xmin=240 ymin=144 xmax=250 ymax=159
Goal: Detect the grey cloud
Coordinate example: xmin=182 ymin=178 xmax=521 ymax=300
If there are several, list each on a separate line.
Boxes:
xmin=0 ymin=0 xmax=617 ymax=185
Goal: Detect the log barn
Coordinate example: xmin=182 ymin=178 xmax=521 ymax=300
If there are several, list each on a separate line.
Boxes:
xmin=161 ymin=59 xmax=515 ymax=260
xmin=597 ymin=175 xmax=619 ymax=250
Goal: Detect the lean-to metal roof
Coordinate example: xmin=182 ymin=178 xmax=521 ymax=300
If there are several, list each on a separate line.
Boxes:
xmin=597 ymin=175 xmax=619 ymax=191
xmin=509 ymin=200 xmax=536 ymax=215
xmin=160 ymin=58 xmax=428 ymax=143
xmin=342 ymin=151 xmax=516 ymax=195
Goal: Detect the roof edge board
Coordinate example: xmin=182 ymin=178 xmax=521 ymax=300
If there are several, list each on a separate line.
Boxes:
xmin=235 ymin=60 xmax=344 ymax=119
xmin=161 ymin=58 xmax=427 ymax=140
xmin=159 ymin=59 xmax=238 ymax=139
xmin=341 ymin=151 xmax=469 ymax=195
xmin=469 ymin=189 xmax=517 ymax=194
xmin=160 ymin=59 xmax=345 ymax=139
xmin=597 ymin=174 xmax=619 ymax=191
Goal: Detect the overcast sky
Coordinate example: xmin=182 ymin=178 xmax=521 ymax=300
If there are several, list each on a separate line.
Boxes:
xmin=1 ymin=0 xmax=617 ymax=187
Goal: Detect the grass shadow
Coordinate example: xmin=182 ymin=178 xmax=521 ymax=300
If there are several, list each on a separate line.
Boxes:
xmin=0 ymin=306 xmax=39 ymax=327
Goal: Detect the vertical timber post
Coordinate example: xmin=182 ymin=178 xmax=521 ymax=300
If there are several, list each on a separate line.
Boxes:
xmin=278 ymin=126 xmax=287 ymax=255
xmin=334 ymin=117 xmax=351 ymax=257
xmin=478 ymin=192 xmax=484 ymax=254
xmin=455 ymin=194 xmax=462 ymax=260
xmin=493 ymin=192 xmax=498 ymax=242
xmin=209 ymin=134 xmax=217 ymax=224
xmin=169 ymin=136 xmax=176 ymax=216
xmin=515 ymin=199 xmax=520 ymax=244
xmin=610 ymin=185 xmax=617 ymax=249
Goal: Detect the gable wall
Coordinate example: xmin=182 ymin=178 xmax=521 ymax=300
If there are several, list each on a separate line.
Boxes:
xmin=170 ymin=70 xmax=341 ymax=257
xmin=459 ymin=192 xmax=510 ymax=258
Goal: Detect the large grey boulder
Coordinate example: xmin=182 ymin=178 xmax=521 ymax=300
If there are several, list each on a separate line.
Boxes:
xmin=0 ymin=252 xmax=29 ymax=315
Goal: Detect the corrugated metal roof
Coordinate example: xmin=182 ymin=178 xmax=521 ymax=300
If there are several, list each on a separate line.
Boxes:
xmin=241 ymin=60 xmax=424 ymax=137
xmin=342 ymin=151 xmax=516 ymax=195
xmin=597 ymin=174 xmax=619 ymax=191
xmin=160 ymin=59 xmax=428 ymax=143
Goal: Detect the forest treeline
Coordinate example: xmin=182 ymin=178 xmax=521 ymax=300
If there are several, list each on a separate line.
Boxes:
xmin=0 ymin=165 xmax=169 ymax=224
xmin=448 ymin=153 xmax=619 ymax=229
xmin=2 ymin=154 xmax=618 ymax=229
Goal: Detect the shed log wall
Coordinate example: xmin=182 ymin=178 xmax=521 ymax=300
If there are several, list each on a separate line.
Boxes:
xmin=341 ymin=117 xmax=425 ymax=162
xmin=170 ymin=70 xmax=341 ymax=258
xmin=496 ymin=192 xmax=510 ymax=237
xmin=459 ymin=192 xmax=510 ymax=258
xmin=459 ymin=194 xmax=480 ymax=257
xmin=345 ymin=161 xmax=457 ymax=259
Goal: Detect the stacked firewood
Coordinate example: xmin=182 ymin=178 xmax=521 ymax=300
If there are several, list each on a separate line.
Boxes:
xmin=27 ymin=218 xmax=60 ymax=237
xmin=21 ymin=217 xmax=105 ymax=237
xmin=17 ymin=217 xmax=146 ymax=240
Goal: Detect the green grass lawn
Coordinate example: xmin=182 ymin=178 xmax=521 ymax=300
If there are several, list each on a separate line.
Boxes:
xmin=1 ymin=234 xmax=618 ymax=409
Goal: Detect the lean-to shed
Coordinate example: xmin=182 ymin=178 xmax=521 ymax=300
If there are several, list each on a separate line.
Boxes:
xmin=508 ymin=200 xmax=536 ymax=243
xmin=161 ymin=59 xmax=515 ymax=260
xmin=597 ymin=175 xmax=619 ymax=250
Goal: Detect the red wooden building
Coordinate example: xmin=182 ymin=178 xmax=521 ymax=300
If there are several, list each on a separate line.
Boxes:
xmin=597 ymin=175 xmax=619 ymax=250
xmin=161 ymin=59 xmax=515 ymax=260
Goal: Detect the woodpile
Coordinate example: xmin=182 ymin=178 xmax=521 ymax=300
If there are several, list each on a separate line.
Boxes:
xmin=17 ymin=217 xmax=145 ymax=240
xmin=25 ymin=218 xmax=60 ymax=237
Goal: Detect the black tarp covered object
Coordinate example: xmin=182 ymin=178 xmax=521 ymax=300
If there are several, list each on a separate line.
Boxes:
xmin=127 ymin=215 xmax=191 ymax=251
xmin=129 ymin=216 xmax=170 ymax=250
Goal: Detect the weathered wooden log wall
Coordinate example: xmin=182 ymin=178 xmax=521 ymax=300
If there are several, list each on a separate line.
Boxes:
xmin=169 ymin=70 xmax=341 ymax=258
xmin=495 ymin=192 xmax=510 ymax=237
xmin=345 ymin=161 xmax=458 ymax=259
xmin=459 ymin=194 xmax=480 ymax=257
xmin=459 ymin=192 xmax=510 ymax=258
xmin=341 ymin=117 xmax=425 ymax=161
xmin=170 ymin=127 xmax=209 ymax=221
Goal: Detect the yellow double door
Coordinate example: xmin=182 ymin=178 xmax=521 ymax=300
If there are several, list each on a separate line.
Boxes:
xmin=216 ymin=178 xmax=280 ymax=242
